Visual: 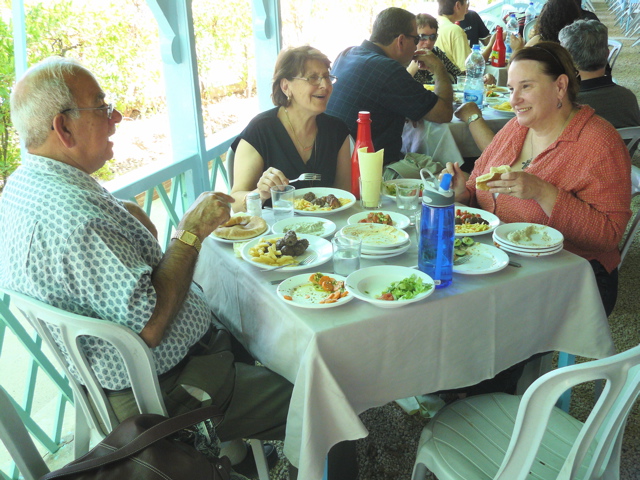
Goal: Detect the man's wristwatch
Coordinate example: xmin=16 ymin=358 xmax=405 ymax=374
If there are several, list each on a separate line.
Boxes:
xmin=171 ymin=230 xmax=202 ymax=253
xmin=467 ymin=113 xmax=481 ymax=125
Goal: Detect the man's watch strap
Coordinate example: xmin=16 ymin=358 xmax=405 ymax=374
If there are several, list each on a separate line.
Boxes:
xmin=171 ymin=230 xmax=202 ymax=253
xmin=467 ymin=113 xmax=481 ymax=125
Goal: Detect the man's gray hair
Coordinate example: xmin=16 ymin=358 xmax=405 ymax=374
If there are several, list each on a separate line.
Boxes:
xmin=10 ymin=56 xmax=90 ymax=149
xmin=558 ymin=19 xmax=609 ymax=72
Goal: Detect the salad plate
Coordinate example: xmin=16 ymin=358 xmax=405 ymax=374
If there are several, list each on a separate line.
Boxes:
xmin=241 ymin=234 xmax=332 ymax=271
xmin=277 ymin=273 xmax=353 ymax=309
xmin=452 ymin=243 xmax=509 ymax=275
xmin=346 ymin=266 xmax=435 ymax=309
xmin=271 ymin=217 xmax=336 ymax=238
xmin=347 ymin=211 xmax=411 ymax=230
xmin=382 ymin=179 xmax=423 ymax=199
xmin=293 ymin=188 xmax=356 ymax=216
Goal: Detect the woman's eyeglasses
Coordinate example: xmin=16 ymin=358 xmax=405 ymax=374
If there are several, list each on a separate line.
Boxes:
xmin=292 ymin=75 xmax=337 ymax=86
xmin=418 ymin=33 xmax=438 ymax=42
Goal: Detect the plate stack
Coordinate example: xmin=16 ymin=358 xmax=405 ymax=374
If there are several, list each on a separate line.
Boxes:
xmin=339 ymin=223 xmax=411 ymax=259
xmin=492 ymin=223 xmax=564 ymax=257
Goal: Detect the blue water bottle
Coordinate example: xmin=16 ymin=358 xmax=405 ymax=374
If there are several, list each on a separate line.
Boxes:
xmin=418 ymin=170 xmax=455 ymax=288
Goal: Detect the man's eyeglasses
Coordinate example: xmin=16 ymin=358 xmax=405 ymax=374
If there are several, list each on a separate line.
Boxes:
xmin=418 ymin=33 xmax=438 ymax=42
xmin=398 ymin=33 xmax=421 ymax=46
xmin=60 ymin=104 xmax=114 ymax=119
xmin=292 ymin=75 xmax=337 ymax=86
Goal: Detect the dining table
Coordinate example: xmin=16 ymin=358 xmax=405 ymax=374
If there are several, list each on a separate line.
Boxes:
xmin=402 ymin=106 xmax=513 ymax=163
xmin=193 ymin=195 xmax=615 ymax=480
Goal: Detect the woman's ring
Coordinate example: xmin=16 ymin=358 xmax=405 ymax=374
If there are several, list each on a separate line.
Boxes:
xmin=508 ymin=186 xmax=512 ymax=194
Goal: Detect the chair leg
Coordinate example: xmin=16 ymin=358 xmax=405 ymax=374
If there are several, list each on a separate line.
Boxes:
xmin=250 ymin=438 xmax=271 ymax=480
xmin=556 ymin=352 xmax=576 ymax=412
xmin=73 ymin=404 xmax=91 ymax=457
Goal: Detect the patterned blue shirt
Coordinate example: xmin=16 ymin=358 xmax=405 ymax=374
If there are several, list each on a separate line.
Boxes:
xmin=326 ymin=40 xmax=439 ymax=164
xmin=0 ymin=154 xmax=211 ymax=390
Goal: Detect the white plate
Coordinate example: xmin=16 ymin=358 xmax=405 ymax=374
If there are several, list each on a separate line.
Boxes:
xmin=452 ymin=243 xmax=509 ymax=275
xmin=493 ymin=241 xmax=563 ymax=257
xmin=454 ymin=207 xmax=500 ymax=237
xmin=493 ymin=223 xmax=564 ymax=249
xmin=240 ymin=234 xmax=332 ymax=271
xmin=293 ymin=188 xmax=356 ymax=216
xmin=339 ymin=224 xmax=410 ymax=249
xmin=276 ymin=273 xmax=353 ymax=309
xmin=347 ymin=211 xmax=411 ymax=230
xmin=382 ymin=179 xmax=423 ymax=199
xmin=271 ymin=217 xmax=336 ymax=238
xmin=346 ymin=266 xmax=435 ymax=309
xmin=489 ymin=104 xmax=516 ymax=116
xmin=361 ymin=241 xmax=412 ymax=259
xmin=493 ymin=234 xmax=563 ymax=253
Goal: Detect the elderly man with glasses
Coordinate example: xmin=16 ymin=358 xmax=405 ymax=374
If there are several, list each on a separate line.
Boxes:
xmin=327 ymin=7 xmax=454 ymax=165
xmin=1 ymin=56 xmax=297 ymax=478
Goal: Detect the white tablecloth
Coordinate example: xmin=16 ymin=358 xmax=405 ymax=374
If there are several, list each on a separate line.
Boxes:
xmin=402 ymin=108 xmax=513 ymax=160
xmin=193 ymin=198 xmax=614 ymax=480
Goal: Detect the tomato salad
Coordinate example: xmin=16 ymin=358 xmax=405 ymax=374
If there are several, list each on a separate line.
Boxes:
xmin=283 ymin=273 xmax=349 ymax=304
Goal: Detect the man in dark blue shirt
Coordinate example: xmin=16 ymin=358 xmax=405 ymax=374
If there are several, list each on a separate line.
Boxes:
xmin=326 ymin=7 xmax=453 ymax=164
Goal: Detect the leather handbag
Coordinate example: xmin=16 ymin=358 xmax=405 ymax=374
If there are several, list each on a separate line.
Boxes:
xmin=40 ymin=405 xmax=231 ymax=480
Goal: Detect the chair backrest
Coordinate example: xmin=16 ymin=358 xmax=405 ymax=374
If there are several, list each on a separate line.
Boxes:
xmin=494 ymin=343 xmax=640 ymax=480
xmin=523 ymin=19 xmax=537 ymax=42
xmin=225 ymin=146 xmax=235 ymax=193
xmin=608 ymin=39 xmax=623 ymax=71
xmin=480 ymin=13 xmax=506 ymax=33
xmin=1 ymin=288 xmax=167 ymax=443
xmin=0 ymin=386 xmax=50 ymax=480
xmin=618 ymin=125 xmax=640 ymax=154
xmin=619 ymin=163 xmax=640 ymax=267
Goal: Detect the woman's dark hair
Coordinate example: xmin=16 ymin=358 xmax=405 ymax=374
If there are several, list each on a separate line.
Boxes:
xmin=271 ymin=46 xmax=331 ymax=107
xmin=536 ymin=0 xmax=582 ymax=43
xmin=416 ymin=13 xmax=439 ymax=31
xmin=511 ymin=41 xmax=580 ymax=105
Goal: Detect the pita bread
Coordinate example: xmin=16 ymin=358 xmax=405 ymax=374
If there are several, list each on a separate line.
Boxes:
xmin=476 ymin=165 xmax=512 ymax=191
xmin=213 ymin=216 xmax=268 ymax=240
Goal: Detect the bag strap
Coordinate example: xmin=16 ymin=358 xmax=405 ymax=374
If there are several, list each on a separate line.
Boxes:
xmin=41 ymin=405 xmax=225 ymax=480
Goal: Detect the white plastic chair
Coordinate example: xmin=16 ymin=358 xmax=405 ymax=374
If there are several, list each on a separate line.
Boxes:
xmin=1 ymin=288 xmax=270 ymax=480
xmin=523 ymin=18 xmax=537 ymax=42
xmin=0 ymin=386 xmax=50 ymax=480
xmin=225 ymin=146 xmax=235 ymax=193
xmin=608 ymin=39 xmax=623 ymax=71
xmin=413 ymin=343 xmax=640 ymax=480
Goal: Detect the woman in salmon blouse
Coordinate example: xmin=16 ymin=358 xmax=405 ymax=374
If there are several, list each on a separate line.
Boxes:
xmin=444 ymin=42 xmax=631 ymax=315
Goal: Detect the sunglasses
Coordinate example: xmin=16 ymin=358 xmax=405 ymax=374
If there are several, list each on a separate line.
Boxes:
xmin=418 ymin=33 xmax=438 ymax=42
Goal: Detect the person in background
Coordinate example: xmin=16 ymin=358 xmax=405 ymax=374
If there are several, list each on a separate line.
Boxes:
xmin=327 ymin=7 xmax=453 ymax=165
xmin=559 ymin=19 xmax=640 ymax=135
xmin=444 ymin=42 xmax=631 ymax=317
xmin=526 ymin=0 xmax=582 ymax=45
xmin=459 ymin=9 xmax=491 ymax=47
xmin=435 ymin=0 xmax=495 ymax=71
xmin=231 ymin=46 xmax=351 ymax=209
xmin=573 ymin=0 xmax=599 ymax=21
xmin=408 ymin=13 xmax=463 ymax=84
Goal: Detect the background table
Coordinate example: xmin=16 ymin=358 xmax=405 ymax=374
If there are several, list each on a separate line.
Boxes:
xmin=193 ymin=198 xmax=614 ymax=480
xmin=402 ymin=108 xmax=513 ymax=162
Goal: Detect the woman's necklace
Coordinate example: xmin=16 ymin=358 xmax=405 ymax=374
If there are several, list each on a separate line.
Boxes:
xmin=522 ymin=109 xmax=574 ymax=170
xmin=284 ymin=108 xmax=316 ymax=152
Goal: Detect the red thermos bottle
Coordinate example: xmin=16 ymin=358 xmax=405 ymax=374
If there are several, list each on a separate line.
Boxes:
xmin=490 ymin=26 xmax=506 ymax=67
xmin=351 ymin=111 xmax=374 ymax=199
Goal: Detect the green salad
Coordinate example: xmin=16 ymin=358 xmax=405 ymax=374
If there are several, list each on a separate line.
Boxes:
xmin=378 ymin=274 xmax=432 ymax=301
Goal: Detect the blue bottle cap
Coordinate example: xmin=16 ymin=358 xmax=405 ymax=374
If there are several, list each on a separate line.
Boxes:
xmin=440 ymin=173 xmax=452 ymax=191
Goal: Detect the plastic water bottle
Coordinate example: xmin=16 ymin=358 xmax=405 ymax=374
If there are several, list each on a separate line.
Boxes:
xmin=506 ymin=44 xmax=513 ymax=64
xmin=525 ymin=2 xmax=536 ymax=25
xmin=418 ymin=170 xmax=455 ymax=289
xmin=464 ymin=45 xmax=485 ymax=108
xmin=505 ymin=13 xmax=519 ymax=48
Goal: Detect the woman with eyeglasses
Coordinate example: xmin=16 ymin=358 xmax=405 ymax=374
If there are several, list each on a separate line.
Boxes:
xmin=230 ymin=46 xmax=351 ymax=210
xmin=407 ymin=13 xmax=463 ymax=84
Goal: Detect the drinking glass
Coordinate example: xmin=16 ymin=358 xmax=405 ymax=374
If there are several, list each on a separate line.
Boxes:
xmin=271 ymin=185 xmax=295 ymax=221
xmin=332 ymin=235 xmax=362 ymax=276
xmin=359 ymin=177 xmax=382 ymax=209
xmin=396 ymin=184 xmax=420 ymax=211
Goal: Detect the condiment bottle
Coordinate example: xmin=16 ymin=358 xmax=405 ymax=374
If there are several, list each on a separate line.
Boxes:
xmin=246 ymin=191 xmax=262 ymax=217
xmin=490 ymin=26 xmax=506 ymax=67
xmin=418 ymin=170 xmax=455 ymax=288
xmin=351 ymin=111 xmax=374 ymax=200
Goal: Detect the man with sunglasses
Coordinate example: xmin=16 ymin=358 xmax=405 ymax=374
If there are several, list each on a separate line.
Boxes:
xmin=1 ymin=56 xmax=295 ymax=478
xmin=327 ymin=7 xmax=453 ymax=165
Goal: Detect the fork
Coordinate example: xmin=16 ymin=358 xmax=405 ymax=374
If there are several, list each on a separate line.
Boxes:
xmin=289 ymin=173 xmax=321 ymax=183
xmin=453 ymin=255 xmax=471 ymax=266
xmin=268 ymin=253 xmax=318 ymax=271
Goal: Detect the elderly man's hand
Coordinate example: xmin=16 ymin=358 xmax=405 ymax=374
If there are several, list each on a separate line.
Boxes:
xmin=414 ymin=50 xmax=445 ymax=73
xmin=483 ymin=74 xmax=497 ymax=85
xmin=179 ymin=191 xmax=234 ymax=240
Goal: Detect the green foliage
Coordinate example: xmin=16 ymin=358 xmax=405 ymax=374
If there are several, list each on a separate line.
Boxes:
xmin=1 ymin=9 xmax=20 ymax=191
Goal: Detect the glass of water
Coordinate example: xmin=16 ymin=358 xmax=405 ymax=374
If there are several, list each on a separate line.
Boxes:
xmin=396 ymin=184 xmax=420 ymax=211
xmin=271 ymin=185 xmax=295 ymax=221
xmin=332 ymin=235 xmax=362 ymax=276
